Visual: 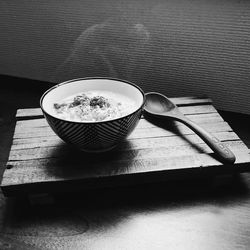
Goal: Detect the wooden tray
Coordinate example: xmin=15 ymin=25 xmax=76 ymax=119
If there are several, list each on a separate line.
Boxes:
xmin=1 ymin=96 xmax=250 ymax=197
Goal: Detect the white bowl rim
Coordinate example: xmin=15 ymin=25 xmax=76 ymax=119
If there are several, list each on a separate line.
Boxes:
xmin=40 ymin=77 xmax=146 ymax=124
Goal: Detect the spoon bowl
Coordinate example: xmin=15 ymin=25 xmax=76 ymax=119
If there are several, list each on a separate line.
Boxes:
xmin=144 ymin=92 xmax=236 ymax=164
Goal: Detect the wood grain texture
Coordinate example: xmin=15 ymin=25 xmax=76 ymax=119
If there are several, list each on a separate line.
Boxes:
xmin=1 ymin=97 xmax=250 ymax=197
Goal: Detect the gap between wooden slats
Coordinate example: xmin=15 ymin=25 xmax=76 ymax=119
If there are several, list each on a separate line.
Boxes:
xmin=3 ymin=150 xmax=250 ymax=186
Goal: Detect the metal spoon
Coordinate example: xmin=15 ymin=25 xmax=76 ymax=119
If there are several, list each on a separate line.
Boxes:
xmin=144 ymin=92 xmax=236 ymax=164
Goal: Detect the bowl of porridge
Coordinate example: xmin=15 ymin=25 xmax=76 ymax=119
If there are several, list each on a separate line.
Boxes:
xmin=40 ymin=77 xmax=145 ymax=152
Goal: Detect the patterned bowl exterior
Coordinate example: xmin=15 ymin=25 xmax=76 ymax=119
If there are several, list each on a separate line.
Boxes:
xmin=42 ymin=105 xmax=143 ymax=152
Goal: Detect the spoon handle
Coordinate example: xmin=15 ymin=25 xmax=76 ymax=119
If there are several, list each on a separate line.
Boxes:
xmin=177 ymin=115 xmax=236 ymax=164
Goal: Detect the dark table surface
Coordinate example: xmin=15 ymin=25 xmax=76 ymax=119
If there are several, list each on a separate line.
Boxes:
xmin=0 ymin=77 xmax=250 ymax=250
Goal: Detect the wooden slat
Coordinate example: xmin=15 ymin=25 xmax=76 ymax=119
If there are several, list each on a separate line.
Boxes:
xmin=15 ymin=118 xmax=48 ymax=129
xmin=167 ymin=96 xmax=212 ymax=106
xmin=16 ymin=108 xmax=43 ymax=119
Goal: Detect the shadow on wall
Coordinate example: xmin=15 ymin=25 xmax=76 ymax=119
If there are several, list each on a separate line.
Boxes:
xmin=52 ymin=17 xmax=152 ymax=85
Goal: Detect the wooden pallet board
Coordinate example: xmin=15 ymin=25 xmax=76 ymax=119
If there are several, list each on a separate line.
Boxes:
xmin=1 ymin=96 xmax=250 ymax=197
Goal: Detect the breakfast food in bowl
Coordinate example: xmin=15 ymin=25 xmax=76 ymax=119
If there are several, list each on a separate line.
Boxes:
xmin=40 ymin=78 xmax=145 ymax=152
xmin=53 ymin=90 xmax=136 ymax=122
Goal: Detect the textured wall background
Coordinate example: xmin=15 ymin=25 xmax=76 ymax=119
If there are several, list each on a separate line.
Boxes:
xmin=0 ymin=0 xmax=250 ymax=114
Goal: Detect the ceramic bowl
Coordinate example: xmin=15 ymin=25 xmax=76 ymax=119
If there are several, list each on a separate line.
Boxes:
xmin=40 ymin=77 xmax=145 ymax=152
